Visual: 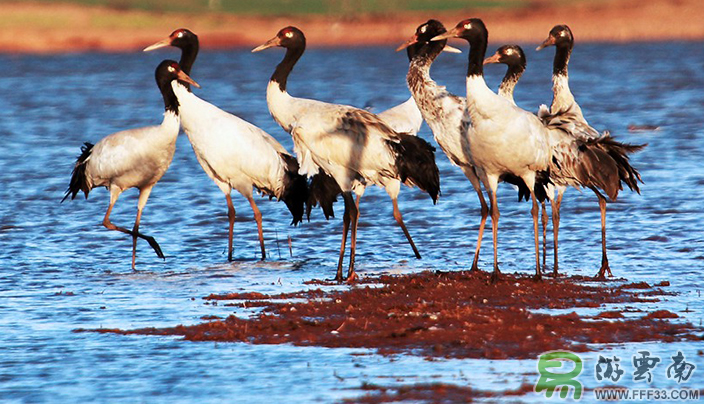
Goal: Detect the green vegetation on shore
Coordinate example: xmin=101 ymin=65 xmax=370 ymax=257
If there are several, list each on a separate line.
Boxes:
xmin=31 ymin=0 xmax=528 ymax=15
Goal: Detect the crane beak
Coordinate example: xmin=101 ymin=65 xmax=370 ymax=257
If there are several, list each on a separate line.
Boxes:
xmin=483 ymin=53 xmax=501 ymax=65
xmin=143 ymin=37 xmax=172 ymax=52
xmin=177 ymin=70 xmax=200 ymax=89
xmin=395 ymin=35 xmax=418 ymax=52
xmin=536 ymin=36 xmax=555 ymax=51
xmin=396 ymin=36 xmax=461 ymax=53
xmin=442 ymin=44 xmax=462 ymax=54
xmin=430 ymin=27 xmax=459 ymax=42
xmin=252 ymin=36 xmax=280 ymax=53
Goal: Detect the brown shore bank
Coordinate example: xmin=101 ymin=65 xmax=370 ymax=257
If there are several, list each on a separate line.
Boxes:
xmin=2 ymin=0 xmax=704 ymax=54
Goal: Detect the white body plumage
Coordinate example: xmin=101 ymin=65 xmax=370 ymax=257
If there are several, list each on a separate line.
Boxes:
xmin=86 ymin=110 xmax=179 ymax=192
xmin=377 ymin=96 xmax=423 ymax=136
xmin=465 ymin=76 xmax=551 ymax=183
xmin=266 ymin=81 xmax=400 ymax=194
xmin=174 ymin=83 xmax=292 ymax=200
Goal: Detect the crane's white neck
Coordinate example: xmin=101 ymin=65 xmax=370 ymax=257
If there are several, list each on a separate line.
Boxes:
xmin=551 ymin=74 xmax=575 ymax=112
xmin=171 ymin=81 xmax=213 ymax=137
xmin=407 ymin=56 xmax=452 ymax=130
xmin=497 ymin=62 xmax=524 ymax=105
xmin=266 ymin=80 xmax=296 ymax=132
xmin=498 ymin=81 xmax=517 ymax=105
xmin=162 ymin=107 xmax=180 ymax=126
xmin=465 ymin=74 xmax=495 ymax=115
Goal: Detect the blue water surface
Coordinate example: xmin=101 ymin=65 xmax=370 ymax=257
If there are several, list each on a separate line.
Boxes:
xmin=0 ymin=42 xmax=702 ymax=403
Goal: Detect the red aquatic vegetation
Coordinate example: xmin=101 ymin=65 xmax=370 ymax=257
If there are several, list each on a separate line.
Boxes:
xmin=76 ymin=271 xmax=702 ymax=360
xmin=643 ymin=310 xmax=680 ymax=319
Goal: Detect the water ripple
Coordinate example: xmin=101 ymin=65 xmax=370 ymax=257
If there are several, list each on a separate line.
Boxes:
xmin=0 ymin=44 xmax=703 ymax=401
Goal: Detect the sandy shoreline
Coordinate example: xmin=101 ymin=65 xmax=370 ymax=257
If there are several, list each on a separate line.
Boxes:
xmin=2 ymin=0 xmax=704 ymax=54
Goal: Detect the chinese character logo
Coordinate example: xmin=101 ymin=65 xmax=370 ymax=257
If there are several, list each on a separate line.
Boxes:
xmin=535 ymin=351 xmax=583 ymax=400
xmin=595 ymin=355 xmax=624 ymax=382
xmin=666 ymin=351 xmax=696 ymax=383
xmin=632 ymin=351 xmax=661 ymax=383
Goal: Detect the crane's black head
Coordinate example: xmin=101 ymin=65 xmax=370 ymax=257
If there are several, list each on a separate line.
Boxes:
xmin=252 ymin=26 xmax=306 ymax=53
xmin=144 ymin=28 xmax=199 ymax=52
xmin=536 ymin=24 xmax=573 ymax=50
xmin=397 ymin=19 xmax=445 ymax=50
xmin=431 ymin=18 xmax=488 ymax=77
xmin=484 ymin=45 xmax=526 ymax=69
xmin=416 ymin=19 xmax=447 ymax=42
xmin=155 ymin=60 xmax=200 ymax=112
xmin=169 ymin=28 xmax=198 ymax=49
xmin=397 ymin=20 xmax=458 ymax=61
xmin=431 ymin=18 xmax=487 ymax=43
xmin=155 ymin=60 xmax=198 ymax=88
xmin=398 ymin=19 xmax=447 ymax=47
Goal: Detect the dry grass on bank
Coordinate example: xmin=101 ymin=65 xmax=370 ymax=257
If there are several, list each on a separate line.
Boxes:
xmin=2 ymin=0 xmax=704 ymax=53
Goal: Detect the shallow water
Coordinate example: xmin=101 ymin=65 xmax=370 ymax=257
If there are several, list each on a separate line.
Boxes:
xmin=0 ymin=42 xmax=702 ymax=402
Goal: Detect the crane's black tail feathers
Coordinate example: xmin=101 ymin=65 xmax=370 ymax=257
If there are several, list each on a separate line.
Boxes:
xmin=579 ymin=136 xmax=646 ymax=200
xmin=533 ymin=169 xmax=551 ymax=203
xmin=308 ymin=171 xmax=341 ymax=220
xmin=390 ymin=135 xmax=440 ymax=204
xmin=502 ymin=174 xmax=529 ymax=202
xmin=501 ymin=172 xmax=550 ymax=203
xmin=62 ymin=142 xmax=93 ymax=203
xmin=597 ymin=136 xmax=646 ymax=194
xmin=279 ymin=153 xmax=309 ymax=226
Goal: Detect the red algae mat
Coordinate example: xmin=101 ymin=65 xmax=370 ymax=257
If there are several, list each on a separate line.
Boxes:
xmin=75 ymin=271 xmax=702 ymax=360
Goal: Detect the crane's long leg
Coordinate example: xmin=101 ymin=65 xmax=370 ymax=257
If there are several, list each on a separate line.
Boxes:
xmin=473 ymin=197 xmax=489 ymax=272
xmin=530 ymin=192 xmax=542 ymax=281
xmin=335 ymin=192 xmax=353 ymax=282
xmin=550 ymin=191 xmax=563 ymax=276
xmin=391 ymin=198 xmax=421 ymax=259
xmin=386 ymin=181 xmax=421 ymax=259
xmin=347 ymin=193 xmax=361 ymax=282
xmin=226 ymin=194 xmax=236 ymax=261
xmin=131 ymin=211 xmax=140 ymax=269
xmin=594 ymin=192 xmax=612 ymax=279
xmin=247 ymin=196 xmax=266 ymax=261
xmin=541 ymin=200 xmax=548 ymax=272
xmin=131 ymin=187 xmax=155 ymax=269
xmin=487 ymin=186 xmax=501 ymax=283
xmin=102 ymin=186 xmax=164 ymax=270
xmin=461 ymin=167 xmax=488 ymax=272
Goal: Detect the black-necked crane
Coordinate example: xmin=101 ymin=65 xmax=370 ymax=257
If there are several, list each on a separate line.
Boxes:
xmin=144 ymin=29 xmax=310 ymax=262
xmin=299 ymin=40 xmax=433 ymax=261
xmin=62 ymin=60 xmax=199 ymax=269
xmin=536 ymin=24 xmax=645 ymax=278
xmin=432 ymin=19 xmax=551 ymax=281
xmin=484 ymin=36 xmax=642 ymax=276
xmin=483 ymin=44 xmax=553 ymax=268
xmin=398 ymin=20 xmax=539 ymax=276
xmin=252 ymin=26 xmax=440 ymax=282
